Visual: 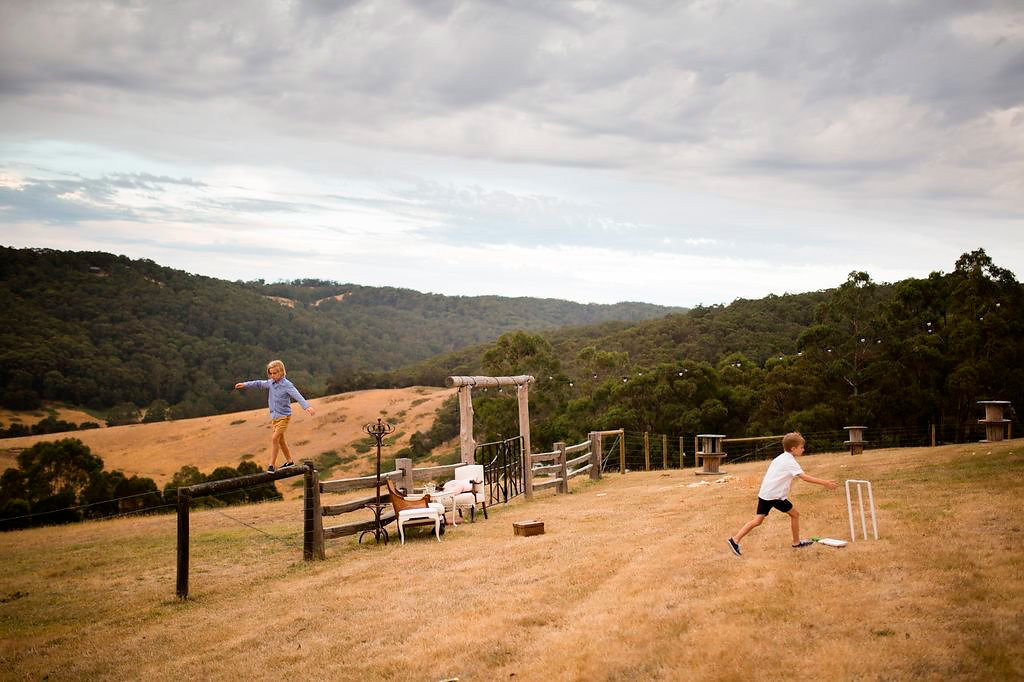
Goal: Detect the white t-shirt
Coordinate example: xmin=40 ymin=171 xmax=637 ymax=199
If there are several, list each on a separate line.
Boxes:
xmin=758 ymin=451 xmax=804 ymax=500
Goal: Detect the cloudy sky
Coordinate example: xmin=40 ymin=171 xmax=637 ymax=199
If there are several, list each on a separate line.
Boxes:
xmin=1 ymin=0 xmax=1022 ymax=306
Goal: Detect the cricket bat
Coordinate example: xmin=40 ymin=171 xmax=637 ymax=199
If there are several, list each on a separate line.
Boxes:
xmin=811 ymin=536 xmax=848 ymax=547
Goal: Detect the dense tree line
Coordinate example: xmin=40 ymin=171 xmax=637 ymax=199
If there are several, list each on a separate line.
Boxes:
xmin=0 ymin=439 xmax=281 ymax=530
xmin=343 ymin=250 xmax=1023 ymax=451
xmin=0 ymin=247 xmax=678 ymax=421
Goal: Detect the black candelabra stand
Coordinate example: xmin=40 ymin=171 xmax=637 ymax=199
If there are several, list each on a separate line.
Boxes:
xmin=359 ymin=418 xmax=395 ymax=545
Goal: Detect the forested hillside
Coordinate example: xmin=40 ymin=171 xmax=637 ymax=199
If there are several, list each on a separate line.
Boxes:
xmin=352 ymin=250 xmax=1023 ymax=451
xmin=334 ymin=291 xmax=830 ymax=391
xmin=0 ymin=247 xmax=681 ymax=420
xmin=4 ymin=247 xmax=1019 ymax=451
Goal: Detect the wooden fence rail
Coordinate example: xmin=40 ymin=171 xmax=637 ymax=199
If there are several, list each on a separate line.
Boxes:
xmin=317 ymin=459 xmax=462 ymax=542
xmin=524 ymin=431 xmax=607 ymax=497
xmin=177 ymin=428 xmax=621 ymax=598
xmin=176 ymin=461 xmax=318 ymax=600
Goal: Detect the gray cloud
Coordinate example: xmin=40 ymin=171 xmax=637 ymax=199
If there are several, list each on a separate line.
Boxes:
xmin=0 ymin=177 xmax=132 ymax=223
xmin=106 ymin=173 xmax=206 ymax=190
xmin=0 ymin=172 xmax=206 ymax=224
xmin=3 ymin=1 xmax=1020 ymax=183
xmin=0 ymin=0 xmax=1021 ymax=299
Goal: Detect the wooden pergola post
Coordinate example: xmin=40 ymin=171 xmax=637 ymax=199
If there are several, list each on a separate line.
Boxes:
xmin=517 ymin=382 xmax=532 ymax=468
xmin=458 ymin=385 xmax=475 ymax=464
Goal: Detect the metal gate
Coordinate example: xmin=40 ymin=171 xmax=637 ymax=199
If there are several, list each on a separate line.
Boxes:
xmin=475 ymin=436 xmax=526 ymax=505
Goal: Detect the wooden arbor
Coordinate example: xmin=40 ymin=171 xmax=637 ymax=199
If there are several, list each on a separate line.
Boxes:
xmin=978 ymin=401 xmax=1011 ymax=442
xmin=445 ymin=375 xmax=535 ymax=465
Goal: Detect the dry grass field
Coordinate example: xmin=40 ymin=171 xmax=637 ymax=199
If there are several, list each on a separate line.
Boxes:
xmin=0 ymin=405 xmax=103 ymax=429
xmin=0 ymin=387 xmax=457 ymax=499
xmin=1 ymin=438 xmax=1022 ymax=681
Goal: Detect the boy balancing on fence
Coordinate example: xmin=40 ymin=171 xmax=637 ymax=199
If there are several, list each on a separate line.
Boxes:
xmin=727 ymin=432 xmax=836 ymax=556
xmin=234 ymin=360 xmax=315 ymax=473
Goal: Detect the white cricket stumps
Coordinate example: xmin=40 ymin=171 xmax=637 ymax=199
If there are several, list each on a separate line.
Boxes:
xmin=845 ymin=479 xmax=879 ymax=541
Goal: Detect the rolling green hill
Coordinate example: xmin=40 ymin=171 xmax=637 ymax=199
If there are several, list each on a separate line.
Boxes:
xmin=0 ymin=246 xmax=682 ymax=418
xmin=4 ymin=246 xmax=1020 ymax=454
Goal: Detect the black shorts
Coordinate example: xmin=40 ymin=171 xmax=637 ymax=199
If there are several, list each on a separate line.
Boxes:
xmin=756 ymin=497 xmax=793 ymax=515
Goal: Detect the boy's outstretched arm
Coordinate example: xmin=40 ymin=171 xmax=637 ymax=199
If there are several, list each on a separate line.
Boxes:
xmin=798 ymin=472 xmax=837 ymax=490
xmin=234 ymin=380 xmax=269 ymax=391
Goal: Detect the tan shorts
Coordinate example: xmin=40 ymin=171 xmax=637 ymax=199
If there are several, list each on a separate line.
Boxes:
xmin=271 ymin=416 xmax=291 ymax=436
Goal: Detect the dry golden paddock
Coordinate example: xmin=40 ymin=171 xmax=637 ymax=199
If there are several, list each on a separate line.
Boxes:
xmin=1 ymin=427 xmax=1021 ymax=681
xmin=0 ymin=387 xmax=458 ymax=498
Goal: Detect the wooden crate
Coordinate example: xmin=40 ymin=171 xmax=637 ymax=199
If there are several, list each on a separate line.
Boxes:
xmin=513 ymin=520 xmax=545 ymax=537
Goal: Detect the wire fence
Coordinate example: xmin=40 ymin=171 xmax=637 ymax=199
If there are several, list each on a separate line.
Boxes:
xmin=1 ymin=476 xmax=285 ymax=532
xmin=5 ymin=414 xmax=1018 ymax=535
xmin=601 ymin=420 xmax=1017 ymax=473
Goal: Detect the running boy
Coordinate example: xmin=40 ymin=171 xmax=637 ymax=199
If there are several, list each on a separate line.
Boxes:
xmin=727 ymin=432 xmax=836 ymax=555
xmin=234 ymin=359 xmax=315 ymax=473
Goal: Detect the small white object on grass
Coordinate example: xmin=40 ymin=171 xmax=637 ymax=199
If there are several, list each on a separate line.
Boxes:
xmin=812 ymin=537 xmax=848 ymax=548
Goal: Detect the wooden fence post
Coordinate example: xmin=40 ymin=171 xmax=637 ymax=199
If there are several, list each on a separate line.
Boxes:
xmin=554 ymin=442 xmax=568 ymax=494
xmin=930 ymin=423 xmax=936 ymax=447
xmin=176 ymin=487 xmax=191 ymax=599
xmin=679 ymin=437 xmax=685 ymax=469
xmin=303 ymin=461 xmax=325 ymax=561
xmin=588 ymin=431 xmax=602 ymax=480
xmin=619 ymin=433 xmax=626 ymax=474
xmin=643 ymin=432 xmax=650 ymax=471
xmin=396 ymin=457 xmax=414 ymax=495
xmin=662 ymin=434 xmax=668 ymax=469
xmin=312 ymin=468 xmax=324 ymax=559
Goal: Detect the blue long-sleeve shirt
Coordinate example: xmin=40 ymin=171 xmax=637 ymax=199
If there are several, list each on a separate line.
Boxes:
xmin=241 ymin=378 xmax=311 ymax=418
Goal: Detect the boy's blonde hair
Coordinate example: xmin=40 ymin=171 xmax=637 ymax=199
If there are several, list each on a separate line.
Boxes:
xmin=782 ymin=432 xmax=805 ymax=452
xmin=266 ymin=359 xmax=286 ymax=377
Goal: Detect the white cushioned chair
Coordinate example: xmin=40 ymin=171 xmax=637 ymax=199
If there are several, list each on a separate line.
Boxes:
xmin=451 ymin=464 xmax=488 ymax=523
